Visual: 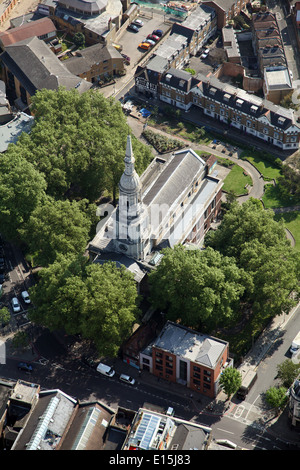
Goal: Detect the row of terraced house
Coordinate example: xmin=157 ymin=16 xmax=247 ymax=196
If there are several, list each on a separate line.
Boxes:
xmin=135 ymin=3 xmax=300 ymax=150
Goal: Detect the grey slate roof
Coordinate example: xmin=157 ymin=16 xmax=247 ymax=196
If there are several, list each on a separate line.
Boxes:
xmin=194 ymin=72 xmax=297 ymax=130
xmin=0 ymin=36 xmax=92 ymax=95
xmin=171 ymin=423 xmax=208 ymax=450
xmin=57 ymin=0 xmax=107 ymax=14
xmin=152 ymin=321 xmax=228 ymax=369
xmin=142 ymin=148 xmax=206 ymax=207
xmin=160 ymin=67 xmax=198 ymax=93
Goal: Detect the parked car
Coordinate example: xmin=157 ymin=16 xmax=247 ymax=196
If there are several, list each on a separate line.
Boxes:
xmin=0 ymin=273 xmax=5 ymax=285
xmin=21 ymin=291 xmax=31 ymax=304
xmin=132 ymin=19 xmax=144 ymax=27
xmin=121 ymin=53 xmax=130 ymax=64
xmin=138 ymin=42 xmax=151 ymax=50
xmin=152 ymin=29 xmax=163 ymax=37
xmin=18 ymin=362 xmax=33 ymax=373
xmin=11 ymin=297 xmax=21 ymax=313
xmin=145 ymin=39 xmax=155 ymax=46
xmin=147 ymin=34 xmax=159 ymax=42
xmin=119 ymin=374 xmax=136 ymax=385
xmin=201 ymin=48 xmax=209 ymax=59
xmin=127 ymin=23 xmax=139 ymax=33
xmin=81 ymin=356 xmax=97 ymax=369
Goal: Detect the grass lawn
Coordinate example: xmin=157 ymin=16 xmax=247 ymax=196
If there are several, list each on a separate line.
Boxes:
xmin=262 ymin=184 xmax=299 ymax=209
xmin=274 ymin=211 xmax=300 ymax=251
xmin=239 ymin=151 xmax=282 ymax=181
xmin=222 ymin=164 xmax=252 ymax=196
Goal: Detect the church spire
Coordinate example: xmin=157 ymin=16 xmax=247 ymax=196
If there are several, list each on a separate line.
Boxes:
xmin=123 ymin=134 xmax=135 ymax=177
xmin=119 ymin=135 xmax=141 ymax=195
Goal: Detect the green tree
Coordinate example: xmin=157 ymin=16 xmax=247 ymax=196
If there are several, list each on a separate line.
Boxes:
xmin=0 ymin=307 xmax=10 ymax=326
xmin=205 ymin=199 xmax=289 ymax=259
xmin=80 ymin=262 xmax=140 ymax=357
xmin=219 ymin=368 xmax=242 ymax=399
xmin=73 ymin=32 xmax=85 ymax=49
xmin=0 ymin=152 xmax=47 ymax=242
xmin=239 ymin=240 xmax=299 ymax=319
xmin=19 ymin=197 xmax=97 ymax=266
xmin=29 ymin=255 xmax=140 ymax=357
xmin=276 ymin=360 xmax=300 ymax=388
xmin=149 ymin=245 xmax=247 ymax=331
xmin=205 ymin=199 xmax=300 ymax=321
xmin=14 ymin=88 xmax=152 ymax=202
xmin=265 ymin=386 xmax=288 ymax=414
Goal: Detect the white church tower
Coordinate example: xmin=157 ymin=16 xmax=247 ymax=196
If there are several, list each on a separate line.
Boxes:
xmin=115 ymin=135 xmax=150 ymax=260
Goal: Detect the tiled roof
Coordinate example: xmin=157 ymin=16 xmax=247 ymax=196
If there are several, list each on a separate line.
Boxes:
xmin=0 ymin=18 xmax=56 ymax=48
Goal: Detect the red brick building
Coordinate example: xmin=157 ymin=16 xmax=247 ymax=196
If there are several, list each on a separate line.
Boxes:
xmin=140 ymin=321 xmax=233 ymax=398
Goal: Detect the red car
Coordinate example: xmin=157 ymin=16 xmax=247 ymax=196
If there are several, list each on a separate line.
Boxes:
xmin=147 ymin=34 xmax=160 ymax=42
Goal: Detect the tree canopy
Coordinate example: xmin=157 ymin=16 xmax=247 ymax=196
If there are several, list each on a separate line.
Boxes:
xmin=205 ymin=199 xmax=300 ymax=322
xmin=1 ymin=87 xmax=153 ymax=265
xmin=148 ymin=245 xmax=247 ymax=331
xmin=29 ymin=255 xmax=140 ymax=357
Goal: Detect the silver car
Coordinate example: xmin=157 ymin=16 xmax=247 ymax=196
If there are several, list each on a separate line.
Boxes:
xmin=119 ymin=374 xmax=135 ymax=385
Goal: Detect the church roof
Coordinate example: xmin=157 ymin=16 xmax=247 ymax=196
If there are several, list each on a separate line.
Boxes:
xmin=142 ymin=148 xmax=206 ymax=207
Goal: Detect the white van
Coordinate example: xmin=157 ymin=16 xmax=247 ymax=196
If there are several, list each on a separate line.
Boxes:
xmin=96 ymin=362 xmax=115 ymax=377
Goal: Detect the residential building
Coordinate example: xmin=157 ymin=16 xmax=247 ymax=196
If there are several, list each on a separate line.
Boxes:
xmin=159 ymin=67 xmax=199 ymax=111
xmin=0 ymin=17 xmax=57 ymax=52
xmin=122 ymin=406 xmax=212 ymax=450
xmin=201 ymin=0 xmax=248 ymax=29
xmin=2 ymin=380 xmax=40 ymax=449
xmin=140 ymin=321 xmax=233 ymax=398
xmin=154 ymin=32 xmax=190 ymax=70
xmin=38 ymin=0 xmax=129 ymax=46
xmin=192 ymin=72 xmax=300 ymax=149
xmin=288 ymin=375 xmax=300 ymax=428
xmin=0 ymin=36 xmax=92 ymax=112
xmin=251 ymin=11 xmax=292 ymax=104
xmin=135 ymin=55 xmax=170 ymax=99
xmin=64 ymin=43 xmax=124 ymax=83
xmin=0 ymin=80 xmax=12 ymax=124
xmin=0 ymin=112 xmax=34 ymax=153
xmin=170 ymin=4 xmax=217 ymax=56
xmin=89 ymin=135 xmax=223 ymax=263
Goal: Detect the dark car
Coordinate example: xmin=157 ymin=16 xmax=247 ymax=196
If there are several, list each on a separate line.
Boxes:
xmin=127 ymin=23 xmax=139 ymax=33
xmin=0 ymin=273 xmax=5 ymax=284
xmin=18 ymin=362 xmax=33 ymax=372
xmin=121 ymin=53 xmax=130 ymax=64
xmin=152 ymin=29 xmax=163 ymax=37
xmin=81 ymin=356 xmax=97 ymax=369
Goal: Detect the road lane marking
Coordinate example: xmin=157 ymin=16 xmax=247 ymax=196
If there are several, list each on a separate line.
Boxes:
xmin=216 ymin=428 xmax=234 ymax=434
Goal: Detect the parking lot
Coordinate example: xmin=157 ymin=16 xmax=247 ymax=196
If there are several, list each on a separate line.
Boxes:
xmin=117 ymin=13 xmax=171 ymax=67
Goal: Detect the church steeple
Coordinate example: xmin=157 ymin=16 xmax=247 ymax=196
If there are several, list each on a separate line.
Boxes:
xmin=115 ymin=134 xmax=150 ymax=260
xmin=119 ymin=135 xmax=141 ymax=203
